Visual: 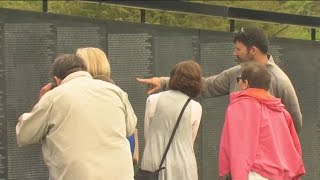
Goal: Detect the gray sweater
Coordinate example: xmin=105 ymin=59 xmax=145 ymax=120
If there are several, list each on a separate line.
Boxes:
xmin=160 ymin=55 xmax=302 ymax=133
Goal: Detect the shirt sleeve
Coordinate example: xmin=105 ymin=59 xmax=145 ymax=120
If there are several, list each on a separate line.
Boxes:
xmin=224 ymin=98 xmax=261 ymax=180
xmin=161 ymin=66 xmax=239 ymax=98
xmin=122 ymin=92 xmax=137 ymax=137
xmin=201 ymin=66 xmax=241 ymax=98
xmin=191 ymin=100 xmax=202 ymax=143
xmin=144 ymin=94 xmax=159 ymax=141
xmin=16 ymin=96 xmax=52 ymax=147
xmin=161 ymin=73 xmax=231 ymax=97
xmin=160 ymin=77 xmax=170 ymax=91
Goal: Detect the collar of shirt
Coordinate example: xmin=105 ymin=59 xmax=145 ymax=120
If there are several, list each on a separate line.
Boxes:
xmin=267 ymin=54 xmax=275 ymax=64
xmin=61 ymin=71 xmax=92 ymax=85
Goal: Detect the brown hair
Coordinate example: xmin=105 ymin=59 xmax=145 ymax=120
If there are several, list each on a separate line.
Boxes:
xmin=240 ymin=61 xmax=271 ymax=91
xmin=169 ymin=60 xmax=202 ymax=98
xmin=233 ymin=27 xmax=269 ymax=54
xmin=52 ymin=54 xmax=87 ymax=80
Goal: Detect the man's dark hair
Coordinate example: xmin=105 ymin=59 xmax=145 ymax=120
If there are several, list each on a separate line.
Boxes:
xmin=240 ymin=62 xmax=271 ymax=91
xmin=233 ymin=27 xmax=269 ymax=54
xmin=52 ymin=54 xmax=87 ymax=79
xmin=169 ymin=60 xmax=202 ymax=98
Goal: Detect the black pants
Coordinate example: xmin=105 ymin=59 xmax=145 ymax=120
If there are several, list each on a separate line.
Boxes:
xmin=226 ymin=174 xmax=232 ymax=180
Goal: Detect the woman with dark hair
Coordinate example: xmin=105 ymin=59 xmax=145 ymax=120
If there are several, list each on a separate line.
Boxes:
xmin=140 ymin=60 xmax=203 ymax=180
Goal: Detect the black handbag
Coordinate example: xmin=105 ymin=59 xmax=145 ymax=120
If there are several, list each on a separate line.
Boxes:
xmin=135 ymin=98 xmax=192 ymax=180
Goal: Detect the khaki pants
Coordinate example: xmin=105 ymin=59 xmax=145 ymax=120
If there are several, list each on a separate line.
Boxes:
xmin=248 ymin=172 xmax=269 ymax=180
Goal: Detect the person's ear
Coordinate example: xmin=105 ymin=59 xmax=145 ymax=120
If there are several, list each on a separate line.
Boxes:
xmin=243 ymin=79 xmax=249 ymax=89
xmin=54 ymin=76 xmax=62 ymax=86
xmin=251 ymin=46 xmax=257 ymax=54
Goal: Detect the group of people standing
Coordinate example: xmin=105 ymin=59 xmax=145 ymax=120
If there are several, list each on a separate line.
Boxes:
xmin=16 ymin=27 xmax=305 ymax=180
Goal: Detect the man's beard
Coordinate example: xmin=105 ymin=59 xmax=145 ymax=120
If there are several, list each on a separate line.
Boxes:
xmin=234 ymin=57 xmax=242 ymax=63
xmin=234 ymin=56 xmax=249 ymax=64
xmin=235 ymin=54 xmax=254 ymax=64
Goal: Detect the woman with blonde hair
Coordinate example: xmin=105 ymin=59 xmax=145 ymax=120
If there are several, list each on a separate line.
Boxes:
xmin=76 ymin=47 xmax=111 ymax=77
xmin=76 ymin=47 xmax=139 ymax=165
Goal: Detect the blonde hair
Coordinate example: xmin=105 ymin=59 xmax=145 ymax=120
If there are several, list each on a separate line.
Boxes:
xmin=76 ymin=47 xmax=111 ymax=77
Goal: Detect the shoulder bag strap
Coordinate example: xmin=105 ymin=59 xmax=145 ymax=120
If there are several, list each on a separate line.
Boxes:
xmin=157 ymin=97 xmax=192 ymax=170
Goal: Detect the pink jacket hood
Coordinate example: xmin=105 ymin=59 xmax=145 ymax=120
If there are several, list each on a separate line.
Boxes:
xmin=230 ymin=88 xmax=284 ymax=112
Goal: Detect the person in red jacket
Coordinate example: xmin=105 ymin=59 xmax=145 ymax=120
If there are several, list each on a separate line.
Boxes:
xmin=219 ymin=62 xmax=305 ymax=180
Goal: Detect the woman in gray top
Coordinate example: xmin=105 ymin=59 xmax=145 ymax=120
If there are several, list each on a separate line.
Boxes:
xmin=141 ymin=60 xmax=203 ymax=180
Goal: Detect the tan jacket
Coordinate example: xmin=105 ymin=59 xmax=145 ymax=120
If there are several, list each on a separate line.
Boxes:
xmin=16 ymin=71 xmax=137 ymax=180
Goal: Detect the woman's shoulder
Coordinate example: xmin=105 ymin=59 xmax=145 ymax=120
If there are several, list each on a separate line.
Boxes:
xmin=147 ymin=92 xmax=161 ymax=102
xmin=191 ymin=99 xmax=202 ymax=109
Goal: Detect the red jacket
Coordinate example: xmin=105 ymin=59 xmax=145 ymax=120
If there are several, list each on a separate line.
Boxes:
xmin=219 ymin=88 xmax=305 ymax=180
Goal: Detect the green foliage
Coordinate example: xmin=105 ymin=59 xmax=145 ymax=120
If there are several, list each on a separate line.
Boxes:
xmin=0 ymin=0 xmax=318 ymax=40
xmin=197 ymin=1 xmax=320 ymax=40
xmin=48 ymin=1 xmax=141 ymax=22
xmin=0 ymin=0 xmax=42 ymax=11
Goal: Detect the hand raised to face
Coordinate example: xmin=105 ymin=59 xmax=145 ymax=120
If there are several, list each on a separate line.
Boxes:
xmin=39 ymin=83 xmax=55 ymax=100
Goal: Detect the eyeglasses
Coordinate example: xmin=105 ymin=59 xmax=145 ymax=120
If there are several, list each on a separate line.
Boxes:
xmin=240 ymin=27 xmax=254 ymax=44
xmin=236 ymin=76 xmax=242 ymax=83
